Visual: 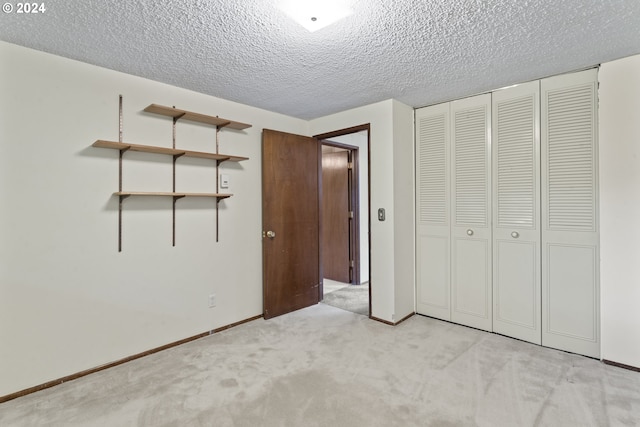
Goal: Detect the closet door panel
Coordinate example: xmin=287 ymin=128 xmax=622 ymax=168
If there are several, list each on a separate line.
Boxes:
xmin=492 ymin=81 xmax=541 ymax=344
xmin=546 ymin=243 xmax=597 ymax=341
xmin=541 ymin=69 xmax=600 ymax=358
xmin=417 ymin=234 xmax=450 ymax=316
xmin=495 ymin=240 xmax=537 ymax=330
xmin=452 ymin=237 xmax=490 ymax=318
xmin=450 ymin=94 xmax=492 ymax=331
xmin=416 ymin=103 xmax=451 ymax=320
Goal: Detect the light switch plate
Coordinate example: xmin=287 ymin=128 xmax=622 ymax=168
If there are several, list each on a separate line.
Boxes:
xmin=220 ymin=174 xmax=230 ymax=189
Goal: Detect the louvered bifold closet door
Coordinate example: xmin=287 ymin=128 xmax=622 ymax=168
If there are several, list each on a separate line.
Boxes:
xmin=450 ymin=94 xmax=492 ymax=331
xmin=415 ymin=103 xmax=451 ymax=320
xmin=541 ymin=69 xmax=600 ymax=358
xmin=492 ymin=81 xmax=541 ymax=344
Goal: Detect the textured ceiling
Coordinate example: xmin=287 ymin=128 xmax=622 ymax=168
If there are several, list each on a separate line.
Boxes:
xmin=1 ymin=0 xmax=640 ymax=119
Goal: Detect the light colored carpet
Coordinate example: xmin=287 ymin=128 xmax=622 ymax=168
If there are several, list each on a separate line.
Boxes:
xmin=2 ymin=304 xmax=640 ymax=426
xmin=322 ymin=279 xmax=350 ymax=296
xmin=322 ymin=282 xmax=369 ymax=316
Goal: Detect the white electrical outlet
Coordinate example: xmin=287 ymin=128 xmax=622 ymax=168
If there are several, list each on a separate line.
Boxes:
xmin=208 ymin=294 xmax=216 ymax=308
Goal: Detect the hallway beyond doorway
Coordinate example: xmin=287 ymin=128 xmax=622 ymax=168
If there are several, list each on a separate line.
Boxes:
xmin=322 ymin=279 xmax=369 ymax=316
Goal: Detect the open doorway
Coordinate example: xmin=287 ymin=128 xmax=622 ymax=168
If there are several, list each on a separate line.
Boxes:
xmin=316 ymin=126 xmax=370 ymax=316
xmin=261 ymin=126 xmax=369 ymax=320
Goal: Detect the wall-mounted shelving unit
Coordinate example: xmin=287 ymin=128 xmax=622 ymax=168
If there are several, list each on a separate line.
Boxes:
xmin=93 ymin=97 xmax=251 ymax=251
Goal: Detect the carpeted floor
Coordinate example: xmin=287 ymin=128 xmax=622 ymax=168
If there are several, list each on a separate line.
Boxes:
xmin=2 ymin=304 xmax=640 ymax=426
xmin=321 ymin=281 xmax=369 ymax=316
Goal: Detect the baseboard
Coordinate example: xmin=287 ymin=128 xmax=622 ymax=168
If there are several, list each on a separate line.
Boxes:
xmin=370 ymin=316 xmax=394 ymax=325
xmin=603 ymin=359 xmax=640 ymax=373
xmin=0 ymin=314 xmax=263 ymax=404
xmin=395 ymin=312 xmax=415 ymax=325
xmin=370 ymin=312 xmax=415 ymax=326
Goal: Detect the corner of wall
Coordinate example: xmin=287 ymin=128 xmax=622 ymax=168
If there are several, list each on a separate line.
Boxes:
xmin=392 ymin=100 xmax=416 ymax=319
xmin=598 ymin=54 xmax=640 ymax=368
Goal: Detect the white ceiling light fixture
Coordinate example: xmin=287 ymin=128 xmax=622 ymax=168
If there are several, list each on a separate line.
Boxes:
xmin=278 ymin=0 xmax=353 ymax=32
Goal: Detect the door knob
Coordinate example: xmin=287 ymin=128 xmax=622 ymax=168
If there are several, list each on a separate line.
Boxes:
xmin=266 ymin=230 xmax=276 ymax=238
xmin=511 ymin=231 xmax=519 ymax=238
xmin=466 ymin=229 xmax=474 ymax=236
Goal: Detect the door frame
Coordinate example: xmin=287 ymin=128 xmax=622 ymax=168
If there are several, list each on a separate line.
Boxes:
xmin=321 ymin=142 xmax=359 ymax=286
xmin=314 ymin=124 xmax=371 ymax=316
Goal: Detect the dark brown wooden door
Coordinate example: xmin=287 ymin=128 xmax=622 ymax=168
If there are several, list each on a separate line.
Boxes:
xmin=322 ymin=150 xmax=351 ymax=283
xmin=262 ymin=129 xmax=320 ymax=319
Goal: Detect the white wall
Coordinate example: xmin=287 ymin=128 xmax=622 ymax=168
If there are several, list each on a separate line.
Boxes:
xmin=392 ymin=100 xmax=416 ymax=320
xmin=310 ymin=100 xmax=415 ymax=322
xmin=322 ymin=131 xmax=369 ymax=284
xmin=0 ymin=41 xmax=308 ymax=396
xmin=599 ymin=54 xmax=640 ymax=368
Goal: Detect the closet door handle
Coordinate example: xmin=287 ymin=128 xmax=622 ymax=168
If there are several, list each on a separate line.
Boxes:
xmin=466 ymin=229 xmax=474 ymax=236
xmin=511 ymin=231 xmax=519 ymax=238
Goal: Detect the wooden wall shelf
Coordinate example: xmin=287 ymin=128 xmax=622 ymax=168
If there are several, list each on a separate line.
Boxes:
xmin=93 ymin=96 xmax=251 ymax=251
xmin=115 ymin=191 xmax=232 ymax=199
xmin=92 ymin=140 xmax=248 ymax=162
xmin=144 ymin=104 xmax=252 ymax=130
